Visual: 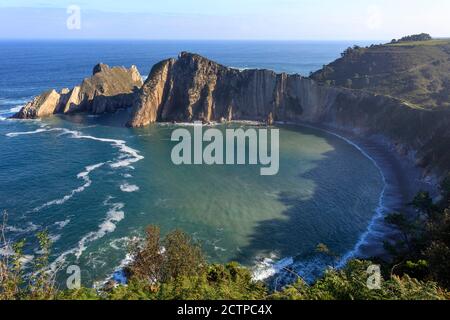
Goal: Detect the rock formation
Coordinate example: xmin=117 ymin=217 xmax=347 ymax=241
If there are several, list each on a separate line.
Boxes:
xmin=13 ymin=64 xmax=143 ymax=119
xmin=127 ymin=52 xmax=302 ymax=127
xmin=12 ymin=52 xmax=450 ymax=175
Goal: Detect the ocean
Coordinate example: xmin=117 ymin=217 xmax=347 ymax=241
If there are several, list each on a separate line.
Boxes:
xmin=0 ymin=40 xmax=383 ymax=287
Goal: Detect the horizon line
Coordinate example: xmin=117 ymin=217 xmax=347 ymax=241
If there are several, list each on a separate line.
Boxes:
xmin=0 ymin=38 xmax=388 ymax=42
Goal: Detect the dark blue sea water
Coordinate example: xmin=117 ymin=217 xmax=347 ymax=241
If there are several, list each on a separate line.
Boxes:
xmin=0 ymin=40 xmax=382 ymax=286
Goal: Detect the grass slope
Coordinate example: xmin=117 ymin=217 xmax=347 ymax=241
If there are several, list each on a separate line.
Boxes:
xmin=311 ymin=40 xmax=450 ymax=109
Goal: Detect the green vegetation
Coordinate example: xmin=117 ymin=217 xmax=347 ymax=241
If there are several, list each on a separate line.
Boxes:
xmin=2 ymin=178 xmax=450 ymax=301
xmin=390 ymin=33 xmax=433 ymax=44
xmin=388 ymin=34 xmax=450 ymax=47
xmin=388 ymin=39 xmax=450 ymax=47
xmin=311 ymin=34 xmax=450 ymax=109
xmin=383 ymin=174 xmax=450 ymax=289
xmin=0 ymin=215 xmax=58 ymax=300
xmin=270 ymin=260 xmax=447 ymax=300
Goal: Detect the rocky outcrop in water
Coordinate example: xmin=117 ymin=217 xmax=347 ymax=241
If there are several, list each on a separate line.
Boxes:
xmin=127 ymin=52 xmax=307 ymax=127
xmin=13 ymin=64 xmax=143 ymax=119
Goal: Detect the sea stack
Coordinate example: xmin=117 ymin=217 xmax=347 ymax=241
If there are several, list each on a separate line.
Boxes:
xmin=13 ymin=64 xmax=143 ymax=119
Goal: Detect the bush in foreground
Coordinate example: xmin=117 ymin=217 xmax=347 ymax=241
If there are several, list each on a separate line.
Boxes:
xmin=1 ymin=211 xmax=450 ymax=300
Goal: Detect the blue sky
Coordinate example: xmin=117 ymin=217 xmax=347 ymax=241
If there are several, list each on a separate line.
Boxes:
xmin=1 ymin=0 xmax=449 ymax=40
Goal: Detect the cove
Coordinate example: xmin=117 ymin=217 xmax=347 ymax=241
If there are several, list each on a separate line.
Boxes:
xmin=0 ymin=116 xmax=384 ymax=285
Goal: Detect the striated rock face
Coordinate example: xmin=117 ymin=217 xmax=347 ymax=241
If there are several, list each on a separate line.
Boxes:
xmin=128 ymin=52 xmax=401 ymax=128
xmin=14 ymin=64 xmax=143 ymax=119
xmin=127 ymin=52 xmax=450 ymax=175
xmin=127 ymin=59 xmax=176 ymax=127
xmin=128 ymin=52 xmax=305 ymax=127
xmin=17 ymin=89 xmax=63 ymax=118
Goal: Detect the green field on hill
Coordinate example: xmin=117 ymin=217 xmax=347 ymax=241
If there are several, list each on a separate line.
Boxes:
xmin=311 ymin=36 xmax=450 ymax=109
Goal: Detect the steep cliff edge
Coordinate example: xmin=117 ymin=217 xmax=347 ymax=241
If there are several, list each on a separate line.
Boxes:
xmin=13 ymin=63 xmax=143 ymax=119
xmin=128 ymin=52 xmax=450 ymax=176
xmin=128 ymin=52 xmax=309 ymax=127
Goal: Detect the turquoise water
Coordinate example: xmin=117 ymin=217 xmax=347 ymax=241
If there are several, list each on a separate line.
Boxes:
xmin=0 ymin=41 xmax=382 ymax=286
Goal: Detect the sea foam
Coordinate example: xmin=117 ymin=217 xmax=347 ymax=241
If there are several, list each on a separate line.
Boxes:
xmin=6 ymin=222 xmax=40 ymax=234
xmin=54 ymin=219 xmax=71 ymax=229
xmin=50 ymin=199 xmax=126 ymax=270
xmin=6 ymin=126 xmax=144 ymax=213
xmin=6 ymin=127 xmax=144 ymax=170
xmin=74 ymin=201 xmax=125 ymax=259
xmin=6 ymin=128 xmax=48 ymax=137
xmin=120 ymin=183 xmax=140 ymax=193
xmin=31 ymin=162 xmax=105 ymax=213
xmin=252 ymin=254 xmax=294 ymax=282
xmin=9 ymin=105 xmax=24 ymax=113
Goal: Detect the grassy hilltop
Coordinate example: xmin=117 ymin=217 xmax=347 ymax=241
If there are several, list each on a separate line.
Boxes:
xmin=311 ymin=34 xmax=450 ymax=109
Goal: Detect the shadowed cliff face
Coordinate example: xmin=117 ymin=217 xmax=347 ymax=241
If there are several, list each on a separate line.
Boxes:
xmin=14 ymin=63 xmax=143 ymax=119
xmin=127 ymin=52 xmax=309 ymax=127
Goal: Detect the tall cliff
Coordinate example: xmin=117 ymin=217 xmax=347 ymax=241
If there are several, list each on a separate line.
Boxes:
xmin=14 ymin=63 xmax=143 ymax=119
xmin=127 ymin=52 xmax=305 ymax=127
xmin=128 ymin=52 xmax=450 ymax=175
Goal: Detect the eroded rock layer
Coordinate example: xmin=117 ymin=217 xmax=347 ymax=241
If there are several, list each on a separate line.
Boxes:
xmin=13 ymin=63 xmax=143 ymax=119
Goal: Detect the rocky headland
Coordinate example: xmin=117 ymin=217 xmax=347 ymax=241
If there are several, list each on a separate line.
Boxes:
xmin=14 ymin=50 xmax=450 ymax=180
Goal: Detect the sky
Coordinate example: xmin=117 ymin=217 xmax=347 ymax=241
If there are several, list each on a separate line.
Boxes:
xmin=0 ymin=0 xmax=449 ymax=40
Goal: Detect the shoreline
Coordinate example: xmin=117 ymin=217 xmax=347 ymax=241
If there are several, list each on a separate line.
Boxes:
xmin=297 ymin=123 xmax=390 ymax=264
xmin=250 ymin=119 xmax=436 ymax=286
xmin=285 ymin=121 xmax=436 ymax=263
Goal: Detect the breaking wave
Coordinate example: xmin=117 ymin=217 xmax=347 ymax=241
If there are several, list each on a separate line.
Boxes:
xmin=50 ymin=198 xmax=126 ymax=270
xmin=6 ymin=222 xmax=40 ymax=234
xmin=120 ymin=183 xmax=140 ymax=193
xmin=9 ymin=105 xmax=24 ymax=113
xmin=6 ymin=126 xmax=144 ymax=213
xmin=6 ymin=127 xmax=144 ymax=169
xmin=31 ymin=163 xmax=105 ymax=213
xmin=54 ymin=219 xmax=71 ymax=229
xmin=252 ymin=254 xmax=294 ymax=282
xmin=74 ymin=201 xmax=125 ymax=259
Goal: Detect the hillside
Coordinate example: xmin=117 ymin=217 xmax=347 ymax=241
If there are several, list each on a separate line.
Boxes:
xmin=310 ymin=39 xmax=450 ymax=109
